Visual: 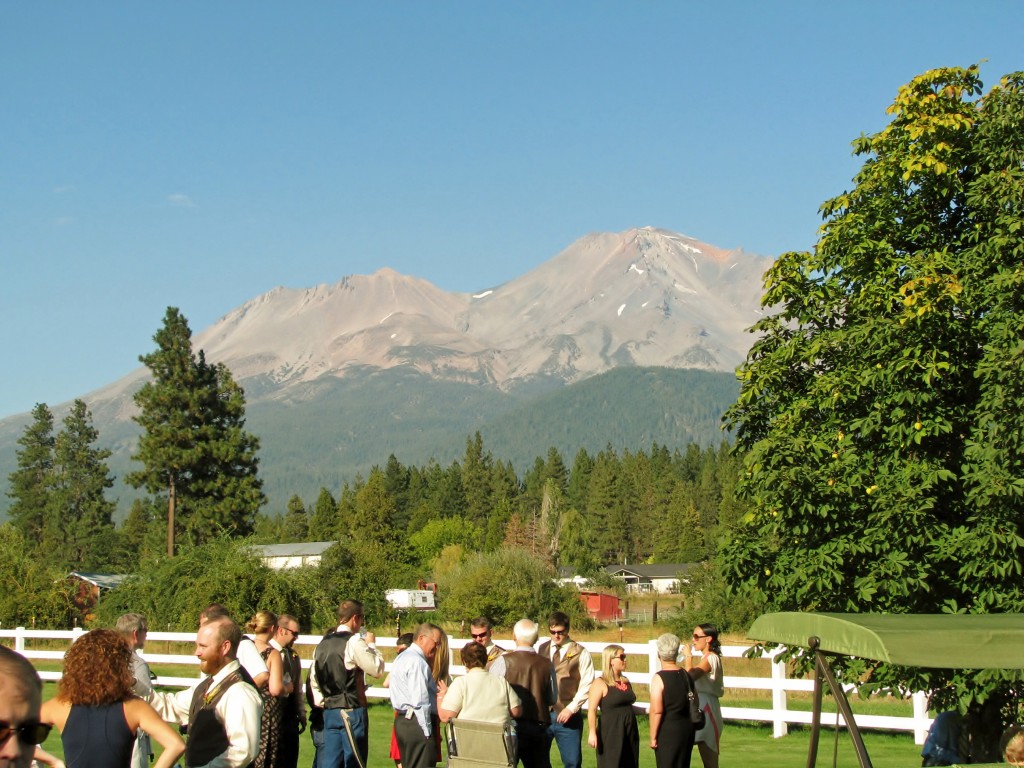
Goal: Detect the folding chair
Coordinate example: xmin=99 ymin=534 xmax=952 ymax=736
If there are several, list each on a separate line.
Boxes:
xmin=446 ymin=718 xmax=516 ymax=768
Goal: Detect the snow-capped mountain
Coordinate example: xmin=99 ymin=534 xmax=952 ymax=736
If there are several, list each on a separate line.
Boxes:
xmin=154 ymin=226 xmax=770 ymax=402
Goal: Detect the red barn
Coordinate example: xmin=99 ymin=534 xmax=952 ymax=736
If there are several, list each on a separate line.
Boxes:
xmin=578 ymin=591 xmax=621 ymax=622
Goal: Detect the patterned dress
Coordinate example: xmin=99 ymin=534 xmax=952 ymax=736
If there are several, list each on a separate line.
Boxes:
xmin=254 ymin=644 xmax=282 ymax=768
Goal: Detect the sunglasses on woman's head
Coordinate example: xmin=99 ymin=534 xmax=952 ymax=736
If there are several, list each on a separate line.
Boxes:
xmin=0 ymin=720 xmax=53 ymax=747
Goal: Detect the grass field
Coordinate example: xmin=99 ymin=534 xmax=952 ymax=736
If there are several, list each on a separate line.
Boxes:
xmin=35 ymin=693 xmax=923 ymax=768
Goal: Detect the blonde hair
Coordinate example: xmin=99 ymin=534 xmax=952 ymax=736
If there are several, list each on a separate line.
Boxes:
xmin=602 ymin=644 xmax=625 ymax=682
xmin=432 ymin=628 xmax=450 ymax=684
xmin=246 ymin=609 xmax=277 ymax=636
xmin=1003 ymin=726 xmax=1024 ymax=766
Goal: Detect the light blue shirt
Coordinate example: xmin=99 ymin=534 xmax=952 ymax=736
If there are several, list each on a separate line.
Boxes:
xmin=388 ymin=642 xmax=437 ymax=738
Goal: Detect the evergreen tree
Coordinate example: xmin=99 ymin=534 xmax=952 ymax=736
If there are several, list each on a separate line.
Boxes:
xmin=7 ymin=403 xmax=55 ymax=543
xmin=50 ymin=400 xmax=116 ymax=570
xmin=282 ymin=494 xmax=309 ymax=542
xmin=461 ymin=433 xmax=493 ymax=527
xmin=308 ymin=487 xmax=338 ymax=541
xmin=127 ymin=308 xmax=265 ymax=555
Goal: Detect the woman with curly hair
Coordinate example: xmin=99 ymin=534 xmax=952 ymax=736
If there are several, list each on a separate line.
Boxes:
xmin=248 ymin=610 xmax=286 ymax=768
xmin=38 ymin=629 xmax=184 ymax=768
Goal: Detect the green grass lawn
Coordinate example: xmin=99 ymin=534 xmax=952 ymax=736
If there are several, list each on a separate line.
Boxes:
xmin=37 ymin=695 xmax=922 ymax=768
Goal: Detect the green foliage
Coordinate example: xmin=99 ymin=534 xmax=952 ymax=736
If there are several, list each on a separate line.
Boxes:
xmin=722 ymin=65 xmax=1024 ymax=760
xmin=50 ymin=400 xmax=117 ymax=570
xmin=128 ymin=307 xmax=265 ymax=553
xmin=6 ymin=403 xmax=55 ymax=543
xmin=669 ymin=561 xmax=763 ymax=636
xmin=93 ymin=537 xmax=314 ymax=631
xmin=0 ymin=525 xmax=78 ymax=627
xmin=436 ymin=547 xmax=586 ymax=628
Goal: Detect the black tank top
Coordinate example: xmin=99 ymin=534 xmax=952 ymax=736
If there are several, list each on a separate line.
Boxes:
xmin=62 ymin=702 xmax=134 ymax=768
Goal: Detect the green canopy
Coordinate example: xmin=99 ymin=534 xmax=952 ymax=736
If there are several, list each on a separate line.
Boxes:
xmin=747 ymin=612 xmax=1024 ymax=669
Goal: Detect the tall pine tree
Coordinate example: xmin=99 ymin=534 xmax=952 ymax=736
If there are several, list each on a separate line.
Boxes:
xmin=7 ymin=403 xmax=55 ymax=543
xmin=128 ymin=307 xmax=264 ymax=555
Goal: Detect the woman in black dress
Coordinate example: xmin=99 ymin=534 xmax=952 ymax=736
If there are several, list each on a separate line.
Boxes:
xmin=648 ymin=634 xmax=696 ymax=768
xmin=587 ymin=645 xmax=639 ymax=768
xmin=248 ymin=610 xmax=286 ymax=768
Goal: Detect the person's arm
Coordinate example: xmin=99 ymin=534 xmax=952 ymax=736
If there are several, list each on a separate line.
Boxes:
xmin=145 ymin=684 xmax=193 ymax=727
xmin=683 ymin=645 xmax=711 ymax=680
xmin=648 ymin=673 xmax=664 ymax=749
xmin=237 ymin=638 xmax=270 ymax=689
xmin=266 ymin=647 xmax=285 ymax=697
xmin=125 ymin=699 xmax=186 ymax=768
xmin=438 ymin=677 xmax=464 ymax=723
xmin=349 ymin=633 xmax=385 ymax=677
xmin=586 ymin=678 xmax=607 ymax=748
xmin=560 ymin=644 xmax=595 ymax=722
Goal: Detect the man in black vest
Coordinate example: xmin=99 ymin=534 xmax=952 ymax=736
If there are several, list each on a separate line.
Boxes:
xmin=308 ymin=599 xmax=384 ymax=768
xmin=148 ymin=617 xmax=263 ymax=768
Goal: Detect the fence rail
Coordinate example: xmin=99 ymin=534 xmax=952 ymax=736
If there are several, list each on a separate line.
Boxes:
xmin=2 ymin=626 xmax=932 ymax=745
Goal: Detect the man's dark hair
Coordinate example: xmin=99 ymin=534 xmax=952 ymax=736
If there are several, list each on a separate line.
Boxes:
xmin=200 ymin=603 xmax=231 ymax=624
xmin=337 ymin=599 xmax=364 ymax=623
xmin=461 ymin=641 xmax=488 ymax=670
xmin=547 ymin=611 xmax=571 ymax=631
xmin=396 ymin=632 xmax=415 ymax=650
xmin=470 ymin=617 xmax=493 ymax=630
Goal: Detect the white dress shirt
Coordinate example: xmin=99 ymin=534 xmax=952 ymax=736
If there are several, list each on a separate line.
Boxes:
xmin=147 ymin=659 xmax=263 ymax=768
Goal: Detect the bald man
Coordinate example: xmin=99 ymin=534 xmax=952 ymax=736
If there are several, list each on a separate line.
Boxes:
xmin=0 ymin=646 xmax=52 ymax=768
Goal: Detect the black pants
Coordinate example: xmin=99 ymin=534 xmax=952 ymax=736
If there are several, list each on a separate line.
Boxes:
xmin=514 ymin=720 xmax=552 ymax=768
xmin=395 ymin=714 xmax=435 ymax=768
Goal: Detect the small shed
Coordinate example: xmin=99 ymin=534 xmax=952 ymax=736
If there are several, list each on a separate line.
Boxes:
xmin=578 ymin=591 xmax=621 ymax=622
xmin=386 ymin=589 xmax=437 ymax=611
xmin=249 ymin=541 xmax=334 ymax=570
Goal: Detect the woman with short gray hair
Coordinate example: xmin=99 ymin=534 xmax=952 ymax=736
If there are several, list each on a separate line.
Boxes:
xmin=648 ymin=634 xmax=696 ymax=768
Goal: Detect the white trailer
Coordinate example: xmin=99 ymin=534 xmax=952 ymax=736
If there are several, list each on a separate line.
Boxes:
xmin=385 ymin=589 xmax=436 ymax=611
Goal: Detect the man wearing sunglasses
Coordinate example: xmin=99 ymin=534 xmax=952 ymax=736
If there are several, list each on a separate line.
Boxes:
xmin=469 ymin=617 xmax=507 ymax=670
xmin=537 ymin=613 xmax=594 ymax=768
xmin=272 ymin=614 xmax=305 ymax=768
xmin=0 ymin=646 xmax=52 ymax=768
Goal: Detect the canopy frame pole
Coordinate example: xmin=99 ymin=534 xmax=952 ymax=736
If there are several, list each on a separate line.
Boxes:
xmin=808 ymin=636 xmax=873 ymax=768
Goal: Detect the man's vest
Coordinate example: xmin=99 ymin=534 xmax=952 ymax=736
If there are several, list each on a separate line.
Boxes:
xmin=503 ymin=651 xmax=553 ymax=725
xmin=537 ymin=639 xmax=583 ymax=713
xmin=186 ymin=665 xmax=256 ymax=768
xmin=313 ymin=631 xmax=363 ymax=709
xmin=485 ymin=642 xmax=507 ymax=670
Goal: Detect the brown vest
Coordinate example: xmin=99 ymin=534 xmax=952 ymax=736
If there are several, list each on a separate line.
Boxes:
xmin=485 ymin=642 xmax=507 ymax=670
xmin=538 ymin=640 xmax=583 ymax=713
xmin=503 ymin=650 xmax=553 ymax=725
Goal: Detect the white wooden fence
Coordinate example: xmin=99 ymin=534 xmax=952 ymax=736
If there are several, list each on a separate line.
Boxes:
xmin=1 ymin=627 xmax=932 ymax=745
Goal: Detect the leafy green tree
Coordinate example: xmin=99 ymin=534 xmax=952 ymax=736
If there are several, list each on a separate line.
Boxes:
xmin=48 ymin=400 xmax=117 ymax=570
xmin=6 ymin=403 xmax=55 ymax=543
xmin=128 ymin=308 xmax=265 ymax=555
xmin=437 ymin=547 xmax=586 ymax=628
xmin=0 ymin=524 xmax=77 ymax=627
xmin=723 ymin=66 xmax=1024 ymax=759
xmin=409 ymin=517 xmax=481 ymax=568
xmin=94 ymin=536 xmax=313 ymax=630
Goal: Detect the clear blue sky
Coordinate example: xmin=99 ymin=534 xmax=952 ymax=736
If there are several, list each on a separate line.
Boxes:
xmin=2 ymin=2 xmax=1020 ymax=419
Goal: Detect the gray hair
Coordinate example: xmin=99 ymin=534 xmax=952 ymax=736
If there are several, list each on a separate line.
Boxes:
xmin=513 ymin=619 xmax=539 ymax=646
xmin=656 ymin=633 xmax=681 ymax=661
xmin=115 ymin=613 xmax=148 ymax=635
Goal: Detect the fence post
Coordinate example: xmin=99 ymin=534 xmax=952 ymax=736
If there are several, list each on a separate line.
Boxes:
xmin=912 ymin=690 xmax=930 ymax=745
xmin=15 ymin=626 xmax=26 ymax=653
xmin=771 ymin=649 xmax=789 ymax=738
